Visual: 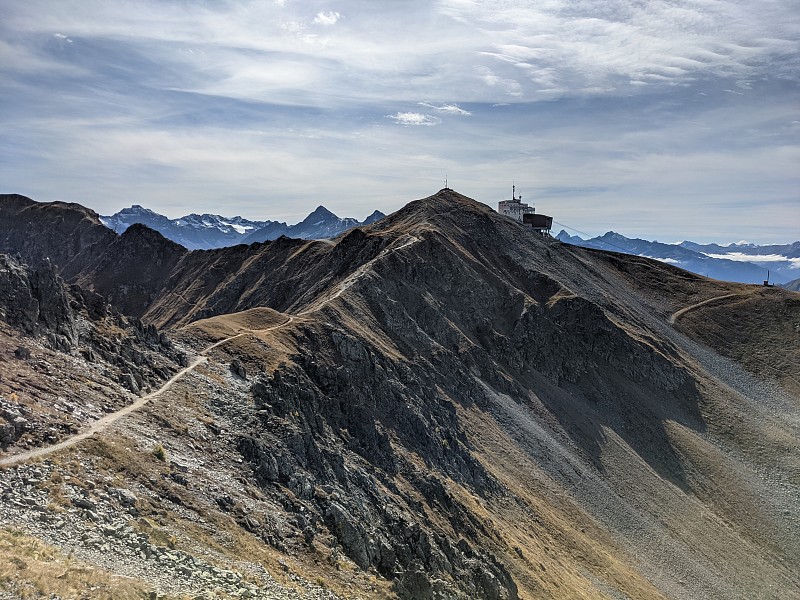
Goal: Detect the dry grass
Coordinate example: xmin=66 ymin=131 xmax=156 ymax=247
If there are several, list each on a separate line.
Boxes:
xmin=180 ymin=307 xmax=289 ymax=343
xmin=456 ymin=403 xmax=668 ymax=600
xmin=678 ymin=288 xmax=800 ymax=396
xmin=0 ymin=528 xmax=152 ymax=599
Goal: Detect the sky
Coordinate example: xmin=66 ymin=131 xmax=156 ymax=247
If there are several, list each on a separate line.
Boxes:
xmin=1 ymin=0 xmax=798 ymax=243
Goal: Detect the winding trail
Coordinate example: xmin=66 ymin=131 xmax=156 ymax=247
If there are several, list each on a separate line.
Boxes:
xmin=0 ymin=357 xmax=207 ymax=467
xmin=0 ymin=235 xmax=420 ymax=467
xmin=669 ymin=293 xmax=741 ymax=324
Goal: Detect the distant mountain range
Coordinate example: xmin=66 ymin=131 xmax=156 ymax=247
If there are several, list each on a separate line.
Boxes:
xmin=100 ymin=205 xmax=385 ymax=250
xmin=556 ymin=230 xmax=800 ymax=285
xmin=781 ymin=278 xmax=800 ymax=292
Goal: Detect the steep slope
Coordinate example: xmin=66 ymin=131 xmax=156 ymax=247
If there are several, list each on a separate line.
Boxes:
xmin=0 ymin=189 xmax=797 ymax=599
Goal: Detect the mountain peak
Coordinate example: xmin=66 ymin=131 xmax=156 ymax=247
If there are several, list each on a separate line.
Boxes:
xmin=305 ymin=205 xmax=338 ymax=220
xmin=363 ymin=210 xmax=386 ymax=225
xmin=124 ymin=204 xmax=158 ymax=215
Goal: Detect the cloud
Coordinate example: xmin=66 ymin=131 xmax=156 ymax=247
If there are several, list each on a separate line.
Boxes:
xmin=705 ymin=253 xmax=800 ymax=266
xmin=639 ymin=255 xmax=682 ymax=265
xmin=0 ymin=0 xmax=797 ymax=243
xmin=418 ymin=102 xmax=471 ymax=115
xmin=386 ymin=112 xmax=441 ymax=126
xmin=313 ymin=11 xmax=342 ymax=26
xmin=474 ymin=66 xmax=523 ymax=97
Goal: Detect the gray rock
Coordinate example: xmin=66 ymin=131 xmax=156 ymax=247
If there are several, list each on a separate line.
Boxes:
xmin=72 ymin=496 xmax=97 ymax=510
xmin=325 ymin=502 xmax=370 ymax=569
xmin=120 ymin=372 xmax=140 ymax=393
xmin=231 ymin=359 xmax=247 ymax=380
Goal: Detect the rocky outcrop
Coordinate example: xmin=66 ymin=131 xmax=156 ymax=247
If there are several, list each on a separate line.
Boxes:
xmin=0 ymin=398 xmax=30 ymax=446
xmin=0 ymin=254 xmax=77 ymax=350
xmin=0 ymin=253 xmax=184 ymax=448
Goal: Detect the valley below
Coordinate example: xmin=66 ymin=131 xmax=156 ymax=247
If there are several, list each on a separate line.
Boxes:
xmin=0 ymin=189 xmax=798 ymax=600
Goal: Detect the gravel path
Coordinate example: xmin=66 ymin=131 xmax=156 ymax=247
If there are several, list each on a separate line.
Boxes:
xmin=0 ymin=318 xmax=293 ymax=468
xmin=669 ymin=293 xmax=741 ymax=324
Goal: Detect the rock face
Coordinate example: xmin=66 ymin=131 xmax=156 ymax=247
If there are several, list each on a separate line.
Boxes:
xmin=0 ymin=254 xmax=77 ymax=350
xmin=0 ymin=253 xmax=184 ymax=449
xmin=0 ymin=194 xmax=116 ymax=273
xmin=240 ymin=359 xmax=518 ymax=599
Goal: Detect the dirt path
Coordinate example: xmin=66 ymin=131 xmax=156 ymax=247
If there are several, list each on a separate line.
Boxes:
xmin=298 ymin=235 xmax=419 ymax=315
xmin=0 ymin=357 xmax=207 ymax=467
xmin=669 ymin=293 xmax=741 ymax=324
xmin=0 ymin=318 xmax=296 ymax=467
xmin=1 ymin=235 xmax=421 ymax=467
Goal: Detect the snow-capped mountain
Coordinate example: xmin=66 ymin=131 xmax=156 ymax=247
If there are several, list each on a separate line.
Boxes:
xmin=100 ymin=205 xmax=272 ymax=250
xmin=241 ymin=206 xmax=385 ymax=244
xmin=556 ymin=230 xmax=799 ymax=285
xmin=100 ymin=205 xmax=386 ymax=250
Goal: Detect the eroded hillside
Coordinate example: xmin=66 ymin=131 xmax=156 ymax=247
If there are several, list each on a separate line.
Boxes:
xmin=0 ymin=190 xmax=798 ymax=599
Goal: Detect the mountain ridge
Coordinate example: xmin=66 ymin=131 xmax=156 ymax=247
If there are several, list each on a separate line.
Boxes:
xmin=100 ymin=202 xmax=386 ymax=249
xmin=0 ymin=189 xmax=797 ymax=599
xmin=556 ymin=228 xmax=799 ymax=284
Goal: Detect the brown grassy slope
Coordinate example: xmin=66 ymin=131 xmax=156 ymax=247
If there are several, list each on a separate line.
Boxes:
xmin=676 ymin=287 xmax=800 ymax=396
xmin=0 ymin=528 xmax=153 ymax=600
xmin=180 ymin=307 xmax=290 ymax=345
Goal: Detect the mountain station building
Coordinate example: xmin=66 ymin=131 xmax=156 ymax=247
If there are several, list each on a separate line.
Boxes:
xmin=498 ymin=186 xmax=552 ymax=235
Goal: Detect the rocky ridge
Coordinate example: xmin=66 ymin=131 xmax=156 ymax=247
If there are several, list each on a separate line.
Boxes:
xmin=0 ymin=189 xmax=797 ymax=599
xmin=0 ymin=253 xmax=183 ymax=451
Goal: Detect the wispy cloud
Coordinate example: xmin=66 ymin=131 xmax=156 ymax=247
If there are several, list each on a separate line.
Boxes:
xmin=0 ymin=0 xmax=797 ymax=242
xmin=313 ymin=11 xmax=342 ymax=26
xmin=386 ymin=112 xmax=441 ymax=126
xmin=418 ymin=102 xmax=471 ymax=115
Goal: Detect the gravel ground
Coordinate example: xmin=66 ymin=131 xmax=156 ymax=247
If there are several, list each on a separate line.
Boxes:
xmin=0 ymin=450 xmax=344 ymax=600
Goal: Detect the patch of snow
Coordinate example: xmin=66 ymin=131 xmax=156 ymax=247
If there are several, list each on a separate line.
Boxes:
xmin=220 ymin=221 xmax=251 ymax=234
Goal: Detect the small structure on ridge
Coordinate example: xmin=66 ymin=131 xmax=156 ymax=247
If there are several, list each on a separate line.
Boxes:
xmin=498 ymin=185 xmax=552 ymax=235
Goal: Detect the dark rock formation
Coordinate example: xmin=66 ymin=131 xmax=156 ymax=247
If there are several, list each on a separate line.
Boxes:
xmin=0 ymin=253 xmax=184 ymax=426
